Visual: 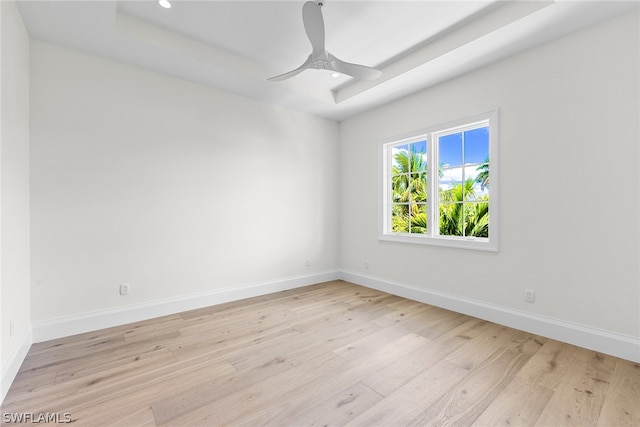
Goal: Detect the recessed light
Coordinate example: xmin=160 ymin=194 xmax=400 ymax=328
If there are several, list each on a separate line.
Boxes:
xmin=331 ymin=72 xmax=340 ymax=78
xmin=158 ymin=0 xmax=172 ymax=9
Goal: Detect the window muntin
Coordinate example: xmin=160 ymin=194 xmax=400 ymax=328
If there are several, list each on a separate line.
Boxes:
xmin=380 ymin=111 xmax=498 ymax=251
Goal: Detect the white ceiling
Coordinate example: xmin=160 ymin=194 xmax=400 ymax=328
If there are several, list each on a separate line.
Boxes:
xmin=17 ymin=0 xmax=639 ymax=121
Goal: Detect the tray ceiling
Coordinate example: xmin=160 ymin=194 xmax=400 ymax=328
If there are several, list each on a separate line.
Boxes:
xmin=17 ymin=1 xmax=639 ymax=120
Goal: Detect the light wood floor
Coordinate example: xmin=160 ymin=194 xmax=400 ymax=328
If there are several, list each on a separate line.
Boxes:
xmin=2 ymin=280 xmax=639 ymax=426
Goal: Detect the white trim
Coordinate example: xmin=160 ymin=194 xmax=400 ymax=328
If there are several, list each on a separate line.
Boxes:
xmin=26 ymin=268 xmax=640 ymax=364
xmin=379 ymin=110 xmax=499 ymax=252
xmin=340 ymin=270 xmax=640 ymax=363
xmin=1 ymin=326 xmax=33 ymax=404
xmin=378 ymin=233 xmax=498 ymax=252
xmin=32 ymin=271 xmax=340 ymax=343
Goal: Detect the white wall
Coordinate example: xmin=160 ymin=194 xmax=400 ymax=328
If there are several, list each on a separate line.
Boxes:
xmin=1 ymin=0 xmax=31 ymax=401
xmin=30 ymin=42 xmax=339 ymax=326
xmin=340 ymin=10 xmax=639 ymax=340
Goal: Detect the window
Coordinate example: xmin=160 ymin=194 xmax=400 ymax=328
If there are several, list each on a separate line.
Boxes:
xmin=380 ymin=110 xmax=498 ymax=251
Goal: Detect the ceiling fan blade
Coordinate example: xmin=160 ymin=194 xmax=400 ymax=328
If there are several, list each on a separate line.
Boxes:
xmin=302 ymin=1 xmax=325 ymax=56
xmin=328 ymin=53 xmax=382 ymax=81
xmin=268 ymin=54 xmax=313 ymax=81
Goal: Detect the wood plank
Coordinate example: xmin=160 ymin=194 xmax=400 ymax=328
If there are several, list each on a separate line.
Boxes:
xmin=362 ymin=317 xmax=491 ymax=396
xmin=2 ymin=347 xmax=176 ymax=410
xmin=55 ymin=347 xmax=176 ymax=386
xmin=171 ymin=325 xmax=301 ymax=365
xmin=445 ymin=323 xmax=533 ymax=370
xmin=515 ymin=338 xmax=579 ymax=390
xmin=290 ymin=300 xmax=380 ymax=334
xmin=414 ymin=307 xmax=470 ymax=341
xmin=4 ymin=371 xmax=57 ymax=396
xmin=227 ymin=312 xmax=382 ymax=372
xmin=103 ymin=406 xmax=156 ymax=427
xmin=284 ymin=382 xmax=383 ymax=427
xmin=596 ymin=359 xmax=640 ymax=426
xmin=210 ymin=333 xmax=430 ymax=426
xmin=407 ymin=332 xmax=544 ymax=426
xmin=150 ymin=321 xmax=382 ymax=424
xmin=2 ymin=354 xmax=235 ymax=418
xmin=154 ymin=352 xmax=348 ymax=425
xmin=331 ymin=326 xmax=414 ymax=361
xmin=534 ymin=348 xmax=617 ymax=426
xmin=472 ymin=376 xmax=554 ymax=426
xmin=65 ymin=359 xmax=236 ymax=426
xmin=348 ymin=360 xmax=468 ymax=427
xmin=471 ymin=339 xmax=578 ymax=426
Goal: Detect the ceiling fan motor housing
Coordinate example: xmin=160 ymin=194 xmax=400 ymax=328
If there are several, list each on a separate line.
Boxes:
xmin=312 ymin=58 xmax=330 ymax=69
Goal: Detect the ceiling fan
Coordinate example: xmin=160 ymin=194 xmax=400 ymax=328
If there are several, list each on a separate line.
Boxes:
xmin=269 ymin=1 xmax=382 ymax=82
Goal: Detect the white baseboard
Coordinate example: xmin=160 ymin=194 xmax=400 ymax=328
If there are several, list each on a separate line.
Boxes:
xmin=28 ymin=269 xmax=640 ymax=364
xmin=340 ymin=270 xmax=640 ymax=363
xmin=1 ymin=326 xmax=33 ymax=404
xmin=32 ymin=270 xmax=340 ymax=343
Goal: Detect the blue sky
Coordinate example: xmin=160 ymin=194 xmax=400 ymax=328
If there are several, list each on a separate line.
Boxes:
xmin=391 ymin=126 xmax=489 ymax=169
xmin=439 ymin=126 xmax=489 ymax=197
xmin=439 ymin=127 xmax=489 ymax=167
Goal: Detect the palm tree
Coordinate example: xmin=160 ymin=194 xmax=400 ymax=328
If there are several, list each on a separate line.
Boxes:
xmin=475 ymin=157 xmax=489 ymax=190
xmin=464 ymin=201 xmax=489 ymax=237
xmin=392 ymin=149 xmax=426 ymax=193
xmin=439 ymin=179 xmax=489 ymax=237
xmin=391 ymin=148 xmax=427 ymax=233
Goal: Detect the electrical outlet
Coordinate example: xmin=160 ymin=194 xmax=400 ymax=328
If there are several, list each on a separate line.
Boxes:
xmin=120 ymin=283 xmax=130 ymax=295
xmin=305 ymin=259 xmax=311 ymax=267
xmin=364 ymin=260 xmax=370 ymax=269
xmin=525 ymin=289 xmax=535 ymax=303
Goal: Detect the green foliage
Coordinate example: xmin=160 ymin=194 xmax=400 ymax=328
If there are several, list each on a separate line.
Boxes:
xmin=439 ymin=179 xmax=489 ymax=238
xmin=391 ymin=149 xmax=427 ymax=234
xmin=391 ymin=149 xmax=489 ymax=238
xmin=475 ymin=157 xmax=489 ymax=190
xmin=409 ymin=204 xmax=427 ymax=234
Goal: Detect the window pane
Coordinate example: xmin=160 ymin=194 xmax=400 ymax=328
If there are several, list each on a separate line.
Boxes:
xmin=439 ymin=133 xmax=464 ymax=219
xmin=464 ymin=165 xmax=489 ymax=201
xmin=409 ymin=173 xmax=427 ymax=202
xmin=439 ymin=202 xmax=463 ymax=236
xmin=439 ymin=167 xmax=463 ymax=202
xmin=410 ymin=203 xmax=427 ymax=234
xmin=392 ymin=144 xmax=409 ymax=176
xmin=464 ymin=126 xmax=490 ymax=201
xmin=463 ymin=127 xmax=489 ymax=164
xmin=464 ymin=202 xmax=489 ymax=238
xmin=392 ymin=174 xmax=410 ymax=201
xmin=439 ymin=133 xmax=463 ymax=168
xmin=392 ymin=203 xmax=409 ymax=232
xmin=409 ymin=140 xmax=427 ymax=173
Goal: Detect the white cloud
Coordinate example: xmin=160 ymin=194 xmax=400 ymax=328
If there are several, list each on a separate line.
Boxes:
xmin=438 ymin=164 xmax=488 ymax=197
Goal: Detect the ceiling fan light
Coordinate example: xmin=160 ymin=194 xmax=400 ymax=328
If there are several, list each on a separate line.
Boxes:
xmin=158 ymin=0 xmax=172 ymax=9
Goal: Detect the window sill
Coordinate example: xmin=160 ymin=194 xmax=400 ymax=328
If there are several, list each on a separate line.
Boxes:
xmin=379 ymin=233 xmax=498 ymax=252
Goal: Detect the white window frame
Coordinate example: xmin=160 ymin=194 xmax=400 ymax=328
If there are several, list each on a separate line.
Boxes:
xmin=379 ymin=110 xmax=499 ymax=252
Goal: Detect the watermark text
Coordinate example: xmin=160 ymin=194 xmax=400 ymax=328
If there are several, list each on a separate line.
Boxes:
xmin=2 ymin=412 xmax=72 ymax=424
